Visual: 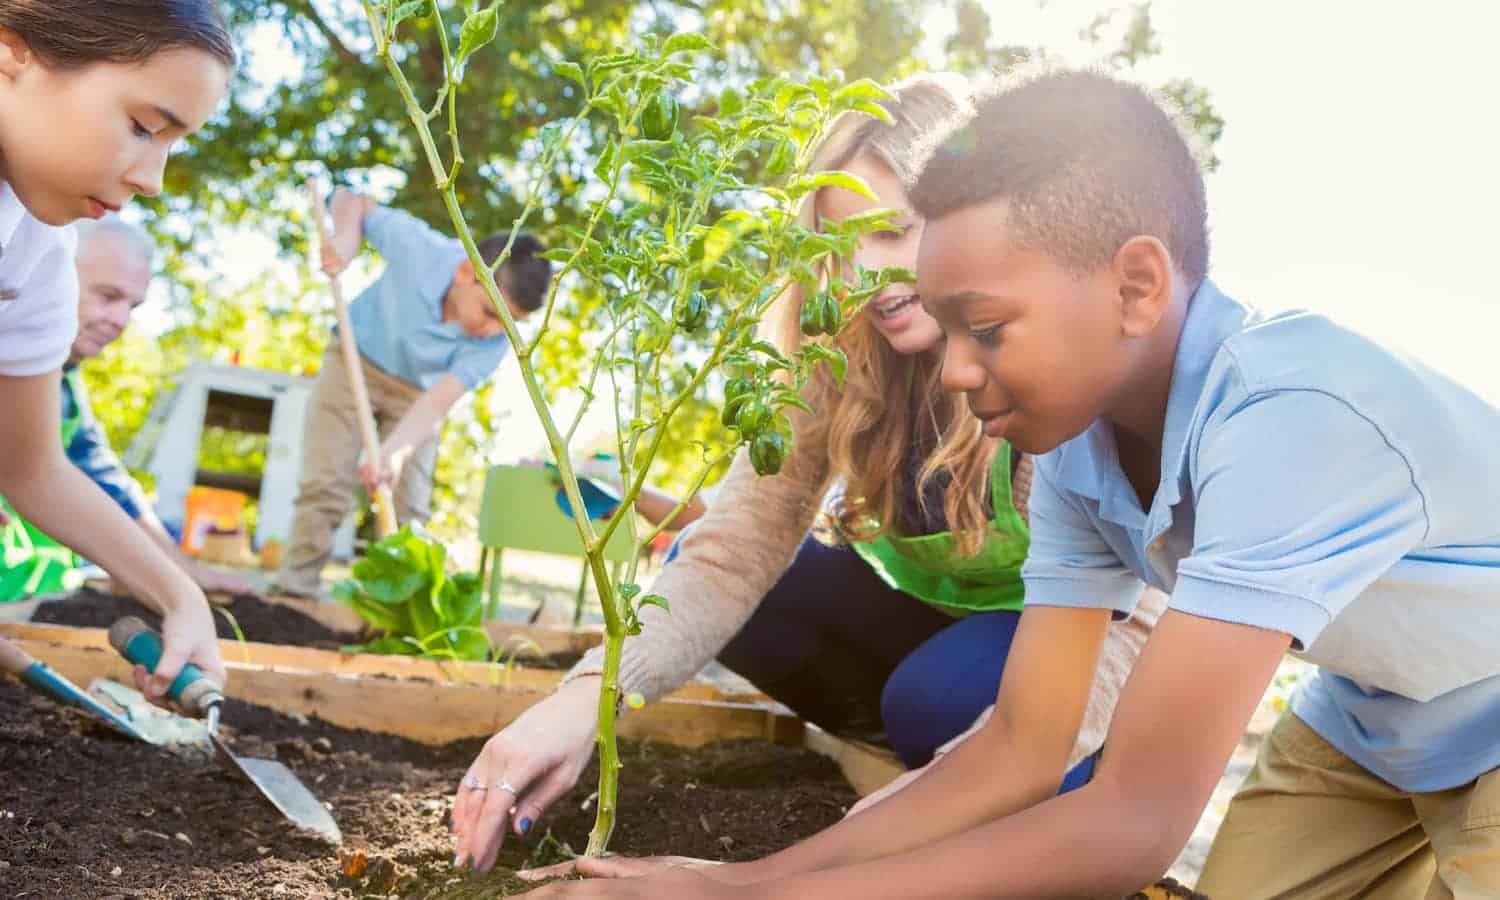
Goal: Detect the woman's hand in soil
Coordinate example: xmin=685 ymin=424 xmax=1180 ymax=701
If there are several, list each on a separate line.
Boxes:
xmin=519 ymin=854 xmax=721 ymax=882
xmin=453 ymin=676 xmax=600 ymax=871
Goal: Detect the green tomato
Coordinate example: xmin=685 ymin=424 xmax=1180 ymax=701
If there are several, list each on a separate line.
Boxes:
xmin=674 ymin=292 xmax=709 ymax=332
xmin=641 ymin=93 xmax=679 ymax=141
xmin=748 ymin=431 xmax=788 ymax=476
xmin=721 ymin=389 xmax=752 ymax=429
xmin=799 ymin=295 xmax=827 ymax=336
xmin=735 ymin=397 xmax=773 ymax=436
xmin=820 ymin=292 xmax=843 ymax=335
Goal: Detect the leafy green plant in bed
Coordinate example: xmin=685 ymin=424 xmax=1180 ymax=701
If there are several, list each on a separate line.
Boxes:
xmin=334 ymin=525 xmax=490 ymax=662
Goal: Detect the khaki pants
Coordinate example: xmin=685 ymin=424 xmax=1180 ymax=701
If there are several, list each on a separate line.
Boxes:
xmin=270 ymin=340 xmax=440 ymax=596
xmin=1197 ymin=710 xmax=1500 ymax=900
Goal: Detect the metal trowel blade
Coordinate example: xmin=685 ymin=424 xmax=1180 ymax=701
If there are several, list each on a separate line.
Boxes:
xmin=215 ymin=738 xmax=343 ymax=845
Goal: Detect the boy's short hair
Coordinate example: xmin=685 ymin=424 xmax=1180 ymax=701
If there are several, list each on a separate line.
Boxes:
xmin=478 ymin=232 xmax=551 ymax=312
xmin=908 ymin=69 xmax=1209 ymax=288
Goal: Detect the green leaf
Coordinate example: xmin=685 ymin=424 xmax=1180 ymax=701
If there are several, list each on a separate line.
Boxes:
xmin=802 ymin=344 xmax=848 ymax=386
xmin=593 ymin=135 xmax=618 ymax=182
xmin=639 ymin=593 xmax=671 ymax=614
xmin=747 ymin=339 xmax=788 ymax=364
xmin=617 ymin=582 xmax=642 ymax=602
xmin=454 ymin=2 xmax=500 ymax=81
xmin=789 ymin=170 xmax=876 ymax=202
xmin=830 ymin=207 xmax=900 ymax=235
xmin=621 ymin=139 xmax=673 ymax=163
xmin=699 ymin=209 xmax=763 ymax=269
xmin=554 ymin=60 xmax=585 ymax=90
xmin=662 ymin=33 xmax=715 ymax=56
xmin=849 ymin=100 xmax=895 ymax=124
xmin=540 ymin=248 xmax=573 ymax=263
xmin=832 ymin=78 xmax=894 ymax=106
xmin=389 ymin=0 xmax=427 ymax=29
xmin=773 ymin=390 xmax=815 ymax=415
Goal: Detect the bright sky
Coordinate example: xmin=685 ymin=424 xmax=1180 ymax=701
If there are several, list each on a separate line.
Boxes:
xmin=138 ymin=2 xmax=1500 ymax=467
xmin=957 ymin=0 xmax=1500 ymax=399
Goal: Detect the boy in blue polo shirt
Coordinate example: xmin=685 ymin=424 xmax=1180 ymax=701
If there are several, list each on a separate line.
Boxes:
xmin=270 ymin=190 xmax=551 ymax=597
xmin=902 ymin=70 xmax=1500 ymax=898
xmin=551 ymin=70 xmax=1500 ymax=900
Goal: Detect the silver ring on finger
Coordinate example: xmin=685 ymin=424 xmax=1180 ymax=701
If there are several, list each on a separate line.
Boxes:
xmin=462 ymin=775 xmax=489 ymax=791
xmin=493 ymin=779 xmax=519 ymax=796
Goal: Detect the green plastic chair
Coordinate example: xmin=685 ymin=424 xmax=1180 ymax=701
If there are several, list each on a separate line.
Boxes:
xmin=477 ymin=464 xmax=635 ymax=624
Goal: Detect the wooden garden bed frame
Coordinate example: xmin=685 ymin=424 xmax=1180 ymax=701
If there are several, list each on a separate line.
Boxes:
xmin=0 ymin=620 xmax=902 ymax=796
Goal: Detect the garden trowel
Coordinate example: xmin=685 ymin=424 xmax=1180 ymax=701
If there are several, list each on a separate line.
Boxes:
xmin=107 ymin=616 xmax=343 ymax=845
xmin=0 ymin=637 xmax=153 ymax=742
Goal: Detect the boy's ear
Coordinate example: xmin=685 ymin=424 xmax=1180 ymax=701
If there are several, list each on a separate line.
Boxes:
xmin=0 ymin=28 xmax=34 ymax=82
xmin=454 ymin=258 xmax=476 ymax=284
xmin=1113 ymin=236 xmax=1173 ymax=338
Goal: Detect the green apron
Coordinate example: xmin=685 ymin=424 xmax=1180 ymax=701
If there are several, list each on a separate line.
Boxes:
xmin=0 ymin=370 xmax=86 ymax=602
xmin=850 ymin=441 xmax=1029 ymax=616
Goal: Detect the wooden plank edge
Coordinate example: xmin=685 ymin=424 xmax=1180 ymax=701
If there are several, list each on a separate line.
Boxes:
xmin=6 ymin=638 xmax=799 ymax=754
xmin=802 ymin=725 xmax=904 ymax=796
xmin=0 ymin=621 xmax=759 ymax=703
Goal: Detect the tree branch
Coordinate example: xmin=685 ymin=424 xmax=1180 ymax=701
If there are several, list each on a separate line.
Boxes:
xmin=285 ymin=0 xmax=361 ymax=66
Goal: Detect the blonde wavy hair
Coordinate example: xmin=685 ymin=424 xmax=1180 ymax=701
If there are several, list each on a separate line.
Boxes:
xmin=764 ymin=74 xmax=999 ymax=555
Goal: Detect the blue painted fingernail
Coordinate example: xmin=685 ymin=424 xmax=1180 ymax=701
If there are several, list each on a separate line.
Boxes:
xmin=518 ymin=817 xmax=532 ymax=835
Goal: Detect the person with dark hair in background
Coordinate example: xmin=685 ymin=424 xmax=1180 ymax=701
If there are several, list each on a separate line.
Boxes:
xmin=269 ymin=188 xmax=552 ymax=598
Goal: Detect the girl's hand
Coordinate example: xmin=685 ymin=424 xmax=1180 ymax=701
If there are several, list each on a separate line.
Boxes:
xmin=135 ymin=586 xmax=227 ymax=705
xmin=453 ymin=677 xmax=601 ymax=872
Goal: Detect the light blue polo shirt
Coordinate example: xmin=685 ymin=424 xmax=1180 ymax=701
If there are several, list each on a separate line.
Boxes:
xmin=1023 ymin=279 xmax=1500 ymax=792
xmin=344 ymin=206 xmax=511 ymax=390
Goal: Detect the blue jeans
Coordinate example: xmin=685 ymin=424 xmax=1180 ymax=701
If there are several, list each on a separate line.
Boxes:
xmin=686 ymin=533 xmax=1094 ymax=791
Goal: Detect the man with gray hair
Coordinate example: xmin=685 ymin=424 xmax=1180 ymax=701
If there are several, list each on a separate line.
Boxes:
xmin=0 ymin=216 xmax=254 ymax=600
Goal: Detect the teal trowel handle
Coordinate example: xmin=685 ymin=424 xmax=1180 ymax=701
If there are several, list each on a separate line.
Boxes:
xmin=107 ymin=616 xmax=223 ymax=716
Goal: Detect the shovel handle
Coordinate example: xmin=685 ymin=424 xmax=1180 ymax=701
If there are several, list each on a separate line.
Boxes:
xmin=107 ymin=616 xmax=223 ymax=716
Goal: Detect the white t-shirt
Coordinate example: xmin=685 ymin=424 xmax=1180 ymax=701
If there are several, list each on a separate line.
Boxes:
xmin=0 ymin=183 xmax=78 ymax=377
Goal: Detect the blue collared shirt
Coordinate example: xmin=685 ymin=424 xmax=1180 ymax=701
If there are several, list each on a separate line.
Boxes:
xmin=344 ymin=206 xmax=511 ymax=391
xmin=63 ymin=367 xmax=149 ymax=521
xmin=1023 ymin=279 xmax=1500 ymax=792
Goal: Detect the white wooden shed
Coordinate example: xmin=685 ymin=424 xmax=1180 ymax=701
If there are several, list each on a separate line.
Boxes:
xmin=125 ymin=362 xmax=354 ymax=559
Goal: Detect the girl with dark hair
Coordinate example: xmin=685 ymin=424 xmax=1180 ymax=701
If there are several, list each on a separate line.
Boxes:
xmin=0 ymin=1 xmax=236 ymax=706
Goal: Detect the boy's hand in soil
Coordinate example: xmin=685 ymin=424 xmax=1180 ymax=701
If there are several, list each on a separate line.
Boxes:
xmin=520 ymin=855 xmax=720 ymax=882
xmin=453 ymin=676 xmax=600 ymax=871
xmin=518 ymin=865 xmax=750 ymax=899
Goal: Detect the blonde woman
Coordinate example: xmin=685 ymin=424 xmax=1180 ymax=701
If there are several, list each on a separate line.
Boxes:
xmin=451 ymin=75 xmax=1163 ymax=873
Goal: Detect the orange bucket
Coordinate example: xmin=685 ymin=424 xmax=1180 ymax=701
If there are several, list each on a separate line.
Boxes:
xmin=181 ymin=487 xmax=248 ymax=557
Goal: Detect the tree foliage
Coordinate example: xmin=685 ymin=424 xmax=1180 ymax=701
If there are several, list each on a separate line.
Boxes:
xmin=92 ymin=0 xmax=1222 ymax=539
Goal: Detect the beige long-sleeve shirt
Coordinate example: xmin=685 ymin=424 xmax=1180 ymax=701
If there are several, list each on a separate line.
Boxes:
xmin=566 ymin=411 xmax=1163 ymax=769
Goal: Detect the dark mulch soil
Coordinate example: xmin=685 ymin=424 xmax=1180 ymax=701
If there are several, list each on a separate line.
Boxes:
xmin=0 ymin=677 xmax=859 ymax=898
xmin=33 ymin=588 xmax=359 ymax=649
xmin=31 ymin=588 xmax=586 ymax=671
